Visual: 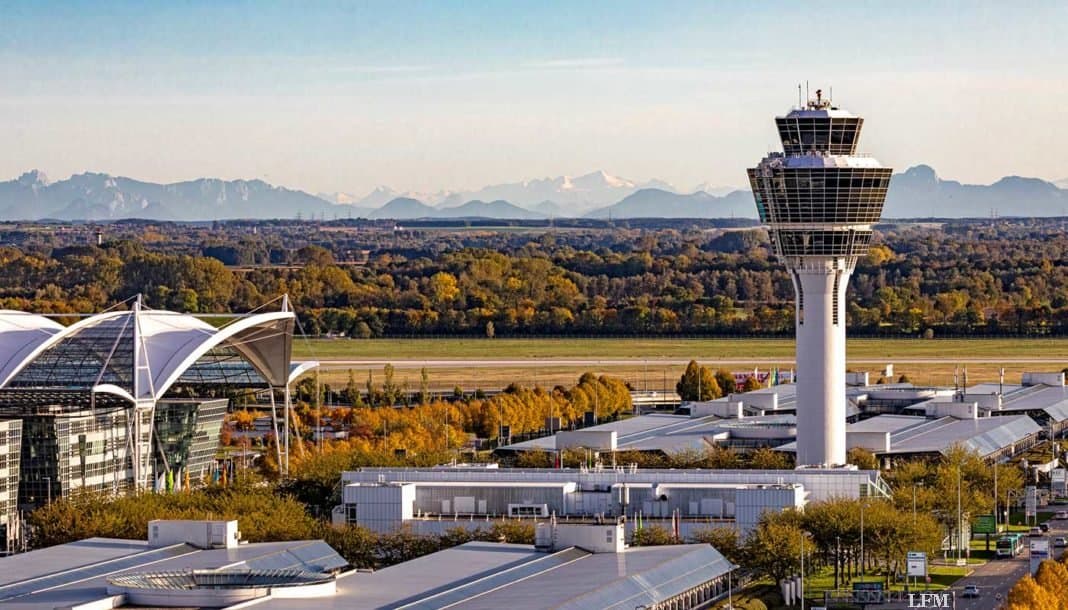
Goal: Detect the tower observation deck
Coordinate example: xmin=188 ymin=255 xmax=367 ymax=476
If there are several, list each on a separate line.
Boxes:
xmin=747 ymin=90 xmax=892 ymax=467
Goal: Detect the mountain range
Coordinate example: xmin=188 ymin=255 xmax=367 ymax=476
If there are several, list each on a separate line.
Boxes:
xmin=883 ymin=165 xmax=1068 ymax=217
xmin=321 ymin=170 xmax=688 ymax=213
xmin=0 ymin=170 xmax=336 ymax=221
xmin=1 ymin=166 xmax=1067 ymax=221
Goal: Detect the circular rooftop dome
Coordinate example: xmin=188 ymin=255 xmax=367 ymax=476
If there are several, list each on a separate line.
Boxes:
xmin=107 ymin=568 xmax=336 ymax=607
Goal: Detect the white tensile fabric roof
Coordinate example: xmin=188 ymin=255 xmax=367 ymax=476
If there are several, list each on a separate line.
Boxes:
xmin=0 ymin=310 xmax=64 ymax=384
xmin=0 ymin=306 xmax=297 ymax=402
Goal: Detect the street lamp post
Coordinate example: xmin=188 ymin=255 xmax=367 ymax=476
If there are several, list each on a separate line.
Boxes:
xmin=1007 ymin=489 xmax=1024 ymax=526
xmin=727 ymin=566 xmax=733 ymax=610
xmin=913 ymin=482 xmax=924 ymax=525
xmin=957 ymin=466 xmax=963 ymax=564
xmin=860 ymin=499 xmax=865 ymax=580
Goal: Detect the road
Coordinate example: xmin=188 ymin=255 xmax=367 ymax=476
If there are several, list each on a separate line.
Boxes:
xmin=951 ymin=512 xmax=1067 ymax=610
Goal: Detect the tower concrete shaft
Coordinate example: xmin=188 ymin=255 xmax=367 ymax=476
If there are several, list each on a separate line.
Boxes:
xmin=748 ymin=91 xmax=891 ymax=467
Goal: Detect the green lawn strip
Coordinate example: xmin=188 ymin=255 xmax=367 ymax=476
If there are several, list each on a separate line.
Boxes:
xmin=710 ymin=565 xmax=971 ymax=610
xmin=805 ymin=565 xmax=968 ymax=595
xmin=293 ymin=337 xmax=1068 ymax=361
xmin=1006 ymin=511 xmax=1054 ymax=530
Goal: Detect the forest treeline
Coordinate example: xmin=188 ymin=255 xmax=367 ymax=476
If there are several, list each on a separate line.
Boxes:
xmin=3 ymin=219 xmax=1068 ymax=336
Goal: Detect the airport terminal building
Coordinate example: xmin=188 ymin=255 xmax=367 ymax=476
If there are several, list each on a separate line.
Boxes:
xmin=335 ymin=464 xmax=890 ymax=537
xmin=0 ymin=300 xmax=308 ymax=553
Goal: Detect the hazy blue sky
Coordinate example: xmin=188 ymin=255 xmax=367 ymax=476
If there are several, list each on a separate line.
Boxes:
xmin=2 ymin=1 xmax=1066 ymax=195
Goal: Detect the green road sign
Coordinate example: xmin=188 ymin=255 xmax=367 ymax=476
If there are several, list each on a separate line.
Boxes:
xmin=973 ymin=514 xmax=997 ymax=534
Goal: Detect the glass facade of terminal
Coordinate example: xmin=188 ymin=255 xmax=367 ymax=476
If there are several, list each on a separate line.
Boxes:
xmin=0 ymin=420 xmax=21 ymax=553
xmin=153 ymin=399 xmax=228 ymax=486
xmin=18 ymin=408 xmax=134 ymax=510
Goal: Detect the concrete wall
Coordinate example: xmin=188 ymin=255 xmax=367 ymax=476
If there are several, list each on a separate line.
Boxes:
xmin=730 ymin=391 xmax=779 ymax=411
xmin=690 ymin=401 xmax=743 ymax=419
xmin=148 ymin=520 xmax=239 ymax=549
xmin=735 ymin=486 xmax=805 ymax=533
xmin=342 ymin=483 xmax=415 ymax=532
xmin=847 ymin=431 xmax=891 ymax=453
xmin=1023 ymin=372 xmax=1065 ymax=387
xmin=923 ymin=401 xmax=979 ymax=420
xmin=550 ymin=521 xmax=626 ymax=553
xmin=555 ymin=430 xmax=617 ymax=451
xmin=845 ymin=372 xmax=870 ymax=386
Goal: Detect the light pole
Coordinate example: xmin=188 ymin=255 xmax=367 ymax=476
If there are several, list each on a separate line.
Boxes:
xmin=994 ymin=460 xmax=999 ymax=531
xmin=1007 ymin=489 xmax=1024 ymax=526
xmin=800 ymin=533 xmax=806 ymax=610
xmin=727 ymin=565 xmax=733 ymax=610
xmin=913 ymin=482 xmax=924 ymax=525
xmin=860 ymin=499 xmax=865 ymax=580
xmin=957 ymin=466 xmax=963 ymax=564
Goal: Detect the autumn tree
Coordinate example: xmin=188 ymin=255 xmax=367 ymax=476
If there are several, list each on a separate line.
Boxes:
xmin=691 ymin=527 xmax=743 ymax=564
xmin=847 ymin=447 xmax=880 ymax=470
xmin=676 ymin=361 xmax=720 ymax=401
xmin=744 ymin=510 xmax=812 ymax=584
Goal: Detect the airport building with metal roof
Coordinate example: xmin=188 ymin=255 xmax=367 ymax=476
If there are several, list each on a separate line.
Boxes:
xmin=0 ymin=518 xmax=735 ymax=610
xmin=0 ymin=520 xmax=347 ymax=610
xmin=0 ymin=298 xmax=315 ymax=552
xmin=335 ymin=464 xmax=889 ymax=537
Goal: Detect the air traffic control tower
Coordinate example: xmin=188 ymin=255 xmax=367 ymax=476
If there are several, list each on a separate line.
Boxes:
xmin=748 ymin=90 xmax=892 ymax=467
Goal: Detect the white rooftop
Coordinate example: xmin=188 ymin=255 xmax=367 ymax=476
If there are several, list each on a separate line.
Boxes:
xmin=757 ymin=152 xmax=885 ymax=170
xmin=782 ymin=107 xmax=858 ymax=119
xmin=251 ymin=541 xmax=732 ymax=610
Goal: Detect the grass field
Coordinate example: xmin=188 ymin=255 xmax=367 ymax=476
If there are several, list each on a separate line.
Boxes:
xmin=293 ymin=337 xmax=1068 ymax=361
xmin=291 ymin=337 xmax=1068 ymax=394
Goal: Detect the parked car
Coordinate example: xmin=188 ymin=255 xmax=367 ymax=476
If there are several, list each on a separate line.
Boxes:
xmin=1056 ymin=511 xmax=1068 ymax=520
xmin=1030 ymin=527 xmax=1043 ymax=536
xmin=1054 ymin=537 xmax=1067 ymax=547
xmin=962 ymin=585 xmax=980 ymax=598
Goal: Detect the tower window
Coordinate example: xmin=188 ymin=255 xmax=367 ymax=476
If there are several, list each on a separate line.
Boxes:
xmin=832 ymin=271 xmax=841 ymax=326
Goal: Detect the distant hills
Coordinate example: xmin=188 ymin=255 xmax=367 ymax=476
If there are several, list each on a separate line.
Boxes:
xmin=2 ymin=166 xmax=1067 ymax=221
xmin=585 ymin=189 xmax=754 ymax=219
xmin=883 ymin=165 xmax=1068 ymax=218
xmin=0 ymin=170 xmax=337 ymax=221
xmin=327 ymin=170 xmax=683 ymax=213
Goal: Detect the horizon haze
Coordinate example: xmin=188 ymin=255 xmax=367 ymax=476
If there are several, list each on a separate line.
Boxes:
xmin=3 ymin=2 xmax=1067 ymax=198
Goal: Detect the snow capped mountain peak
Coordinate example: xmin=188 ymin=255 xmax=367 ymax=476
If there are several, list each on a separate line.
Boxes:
xmin=691 ymin=182 xmax=743 ymax=197
xmin=572 ymin=170 xmax=635 ymax=189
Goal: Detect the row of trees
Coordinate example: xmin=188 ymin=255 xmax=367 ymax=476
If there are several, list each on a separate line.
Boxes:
xmin=26 ymin=483 xmax=534 ymax=568
xmin=722 ymin=498 xmax=943 ymax=589
xmin=6 ymin=219 xmax=1068 ymax=335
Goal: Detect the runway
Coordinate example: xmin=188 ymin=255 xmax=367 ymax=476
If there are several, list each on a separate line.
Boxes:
xmin=312 ymin=357 xmax=1068 ymax=369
